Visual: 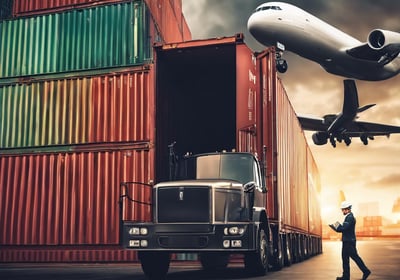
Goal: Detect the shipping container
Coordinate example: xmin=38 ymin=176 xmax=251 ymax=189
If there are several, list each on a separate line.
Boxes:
xmin=0 ymin=143 xmax=153 ymax=261
xmin=10 ymin=0 xmax=192 ymax=44
xmin=12 ymin=0 xmax=126 ymax=16
xmin=0 ymin=68 xmax=154 ymax=150
xmin=0 ymin=1 xmax=151 ymax=80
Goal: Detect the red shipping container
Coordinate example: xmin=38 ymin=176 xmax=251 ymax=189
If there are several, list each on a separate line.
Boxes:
xmin=0 ymin=144 xmax=153 ymax=261
xmin=12 ymin=0 xmax=132 ymax=16
xmin=0 ymin=145 xmax=154 ymax=245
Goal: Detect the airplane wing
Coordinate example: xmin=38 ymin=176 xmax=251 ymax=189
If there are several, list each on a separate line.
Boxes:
xmin=346 ymin=43 xmax=386 ymax=62
xmin=347 ymin=40 xmax=400 ymax=65
xmin=343 ymin=121 xmax=400 ymax=137
xmin=297 ymin=114 xmax=329 ymax=131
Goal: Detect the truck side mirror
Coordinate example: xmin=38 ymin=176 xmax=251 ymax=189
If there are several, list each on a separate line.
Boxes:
xmin=243 ymin=181 xmax=256 ymax=193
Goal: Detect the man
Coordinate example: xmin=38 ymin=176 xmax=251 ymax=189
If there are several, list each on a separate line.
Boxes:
xmin=329 ymin=201 xmax=371 ymax=280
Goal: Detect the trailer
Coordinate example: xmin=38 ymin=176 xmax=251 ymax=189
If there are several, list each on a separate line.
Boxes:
xmin=120 ymin=34 xmax=322 ymax=278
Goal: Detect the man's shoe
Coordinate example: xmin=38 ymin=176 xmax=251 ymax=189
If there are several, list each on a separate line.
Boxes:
xmin=336 ymin=277 xmax=349 ymax=280
xmin=362 ymin=270 xmax=371 ymax=280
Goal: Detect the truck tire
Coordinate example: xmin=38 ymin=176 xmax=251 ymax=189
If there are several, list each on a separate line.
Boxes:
xmin=271 ymin=234 xmax=284 ymax=270
xmin=244 ymin=228 xmax=268 ymax=276
xmin=138 ymin=251 xmax=170 ymax=279
xmin=199 ymin=253 xmax=229 ymax=271
xmin=283 ymin=234 xmax=292 ymax=266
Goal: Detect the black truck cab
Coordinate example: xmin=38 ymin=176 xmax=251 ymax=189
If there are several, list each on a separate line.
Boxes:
xmin=121 ymin=152 xmax=272 ymax=278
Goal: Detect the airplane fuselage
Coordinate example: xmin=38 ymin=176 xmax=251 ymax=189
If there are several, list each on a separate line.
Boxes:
xmin=248 ymin=2 xmax=400 ymax=81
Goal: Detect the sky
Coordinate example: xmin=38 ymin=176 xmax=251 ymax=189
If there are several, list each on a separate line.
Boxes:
xmin=182 ymin=0 xmax=400 ymax=227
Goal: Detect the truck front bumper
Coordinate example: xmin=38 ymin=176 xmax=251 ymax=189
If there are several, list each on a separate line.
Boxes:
xmin=122 ymin=222 xmax=257 ymax=252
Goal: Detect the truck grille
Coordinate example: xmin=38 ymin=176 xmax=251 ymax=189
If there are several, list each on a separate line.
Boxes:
xmin=157 ymin=186 xmax=210 ymax=223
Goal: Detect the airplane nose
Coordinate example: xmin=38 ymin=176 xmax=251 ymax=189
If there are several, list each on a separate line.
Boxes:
xmin=247 ymin=13 xmax=264 ymax=39
xmin=247 ymin=14 xmax=260 ymax=37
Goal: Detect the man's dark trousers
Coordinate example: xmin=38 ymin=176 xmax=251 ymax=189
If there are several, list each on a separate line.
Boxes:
xmin=342 ymin=241 xmax=368 ymax=279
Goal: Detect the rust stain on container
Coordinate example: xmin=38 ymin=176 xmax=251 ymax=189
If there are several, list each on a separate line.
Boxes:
xmin=0 ymin=68 xmax=154 ymax=149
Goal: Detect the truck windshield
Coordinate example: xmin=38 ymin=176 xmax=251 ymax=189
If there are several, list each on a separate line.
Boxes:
xmin=177 ymin=154 xmax=255 ymax=184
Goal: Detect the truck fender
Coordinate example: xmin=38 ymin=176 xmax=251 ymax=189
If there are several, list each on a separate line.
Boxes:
xmin=252 ymin=208 xmax=270 ymax=239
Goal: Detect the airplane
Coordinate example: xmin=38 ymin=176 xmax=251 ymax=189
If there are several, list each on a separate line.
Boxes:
xmin=297 ymin=79 xmax=400 ymax=147
xmin=247 ymin=2 xmax=400 ymax=81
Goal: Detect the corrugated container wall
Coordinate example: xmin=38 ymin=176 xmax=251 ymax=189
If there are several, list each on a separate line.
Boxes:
xmin=10 ymin=0 xmax=192 ymax=44
xmin=0 ymin=1 xmax=151 ymax=81
xmin=275 ymin=80 xmax=316 ymax=233
xmin=144 ymin=0 xmax=192 ymax=43
xmin=307 ymin=148 xmax=322 ymax=236
xmin=0 ymin=145 xmax=153 ymax=261
xmin=0 ymin=69 xmax=154 ymax=149
xmin=0 ymin=146 xmax=153 ymax=245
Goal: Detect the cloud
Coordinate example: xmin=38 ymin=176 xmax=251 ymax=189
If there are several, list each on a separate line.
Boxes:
xmin=370 ymin=173 xmax=400 ymax=189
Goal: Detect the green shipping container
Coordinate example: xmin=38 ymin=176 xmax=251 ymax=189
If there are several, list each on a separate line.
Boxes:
xmin=0 ymin=0 xmax=151 ymax=79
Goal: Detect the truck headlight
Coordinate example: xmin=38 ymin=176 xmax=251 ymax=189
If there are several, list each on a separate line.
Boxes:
xmin=129 ymin=227 xmax=148 ymax=235
xmin=129 ymin=227 xmax=140 ymax=235
xmin=224 ymin=226 xmax=246 ymax=235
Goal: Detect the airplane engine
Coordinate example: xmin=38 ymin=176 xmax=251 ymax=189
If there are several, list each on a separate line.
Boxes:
xmin=368 ymin=29 xmax=400 ymax=50
xmin=312 ymin=132 xmax=328 ymax=145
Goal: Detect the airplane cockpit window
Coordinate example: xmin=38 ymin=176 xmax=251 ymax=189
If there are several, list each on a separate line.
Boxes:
xmin=255 ymin=5 xmax=282 ymax=12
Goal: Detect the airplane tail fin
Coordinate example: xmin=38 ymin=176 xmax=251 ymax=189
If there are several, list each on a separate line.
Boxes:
xmin=342 ymin=79 xmax=376 ymax=115
xmin=342 ymin=79 xmax=359 ymax=115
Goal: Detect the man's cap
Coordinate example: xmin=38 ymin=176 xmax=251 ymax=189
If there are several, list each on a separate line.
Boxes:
xmin=340 ymin=201 xmax=352 ymax=209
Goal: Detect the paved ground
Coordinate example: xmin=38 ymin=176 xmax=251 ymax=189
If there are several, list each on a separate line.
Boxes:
xmin=1 ymin=239 xmax=399 ymax=280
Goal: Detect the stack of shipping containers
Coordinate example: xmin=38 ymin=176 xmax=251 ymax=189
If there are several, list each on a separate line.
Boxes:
xmin=0 ymin=0 xmax=191 ymax=262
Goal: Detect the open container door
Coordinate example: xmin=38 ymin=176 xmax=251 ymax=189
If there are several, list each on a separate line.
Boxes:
xmin=155 ymin=35 xmax=242 ymax=183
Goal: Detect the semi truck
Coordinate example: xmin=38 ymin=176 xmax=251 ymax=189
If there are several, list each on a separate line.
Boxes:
xmin=119 ymin=34 xmax=322 ymax=278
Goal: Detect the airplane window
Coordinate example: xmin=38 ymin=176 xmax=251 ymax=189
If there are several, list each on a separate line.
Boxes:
xmin=255 ymin=6 xmax=282 ymax=12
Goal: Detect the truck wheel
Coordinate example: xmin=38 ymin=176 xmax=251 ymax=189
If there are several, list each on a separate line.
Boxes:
xmin=200 ymin=253 xmax=229 ymax=271
xmin=283 ymin=234 xmax=292 ymax=266
xmin=139 ymin=251 xmax=170 ymax=279
xmin=244 ymin=228 xmax=268 ymax=276
xmin=271 ymin=234 xmax=284 ymax=270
